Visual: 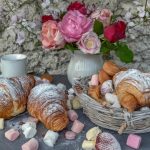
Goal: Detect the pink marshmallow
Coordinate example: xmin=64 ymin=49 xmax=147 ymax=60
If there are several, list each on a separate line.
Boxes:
xmin=5 ymin=129 xmax=20 ymax=141
xmin=68 ymin=110 xmax=78 ymax=122
xmin=65 ymin=131 xmax=76 ymax=140
xmin=91 ymin=74 xmax=99 ymax=86
xmin=71 ymin=120 xmax=84 ymax=134
xmin=22 ymin=138 xmax=39 ymax=150
xmin=126 ymin=134 xmax=142 ymax=149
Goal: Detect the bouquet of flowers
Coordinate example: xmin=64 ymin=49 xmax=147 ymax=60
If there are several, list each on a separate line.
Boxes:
xmin=41 ymin=1 xmax=134 ymax=63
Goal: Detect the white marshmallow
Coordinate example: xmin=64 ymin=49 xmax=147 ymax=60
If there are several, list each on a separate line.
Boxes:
xmin=0 ymin=118 xmax=4 ymax=130
xmin=22 ymin=122 xmax=37 ymax=139
xmin=86 ymin=127 xmax=102 ymax=141
xmin=68 ymin=88 xmax=75 ymax=95
xmin=105 ymin=93 xmax=121 ymax=108
xmin=43 ymin=130 xmax=59 ymax=147
xmin=57 ymin=83 xmax=66 ymax=91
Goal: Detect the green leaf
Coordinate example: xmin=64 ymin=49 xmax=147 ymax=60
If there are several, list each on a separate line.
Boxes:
xmin=34 ymin=40 xmax=41 ymax=47
xmin=115 ymin=42 xmax=134 ymax=63
xmin=64 ymin=43 xmax=77 ymax=52
xmin=93 ymin=20 xmax=103 ymax=36
xmin=100 ymin=40 xmax=117 ymax=53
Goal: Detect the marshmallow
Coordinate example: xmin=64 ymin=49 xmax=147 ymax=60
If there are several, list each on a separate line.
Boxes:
xmin=86 ymin=127 xmax=102 ymax=141
xmin=22 ymin=122 xmax=37 ymax=139
xmin=91 ymin=74 xmax=99 ymax=86
xmin=68 ymin=110 xmax=78 ymax=121
xmin=82 ymin=140 xmax=95 ymax=150
xmin=22 ymin=138 xmax=39 ymax=150
xmin=5 ymin=129 xmax=20 ymax=141
xmin=71 ymin=120 xmax=84 ymax=134
xmin=43 ymin=130 xmax=59 ymax=147
xmin=0 ymin=118 xmax=4 ymax=130
xmin=65 ymin=131 xmax=76 ymax=140
xmin=105 ymin=93 xmax=121 ymax=108
xmin=72 ymin=96 xmax=82 ymax=110
xmin=68 ymin=88 xmax=75 ymax=95
xmin=57 ymin=83 xmax=66 ymax=91
xmin=126 ymin=134 xmax=142 ymax=149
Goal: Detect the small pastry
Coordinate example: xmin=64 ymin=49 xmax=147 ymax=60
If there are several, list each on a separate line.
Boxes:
xmin=0 ymin=118 xmax=4 ymax=130
xmin=103 ymin=61 xmax=120 ymax=76
xmin=22 ymin=138 xmax=39 ymax=150
xmin=99 ymin=69 xmax=111 ymax=84
xmin=65 ymin=131 xmax=76 ymax=140
xmin=41 ymin=73 xmax=53 ymax=83
xmin=105 ymin=93 xmax=121 ymax=108
xmin=71 ymin=120 xmax=84 ymax=134
xmin=126 ymin=134 xmax=142 ymax=149
xmin=96 ymin=132 xmax=121 ymax=150
xmin=86 ymin=127 xmax=102 ymax=141
xmin=91 ymin=74 xmax=99 ymax=86
xmin=5 ymin=129 xmax=20 ymax=141
xmin=68 ymin=110 xmax=78 ymax=121
xmin=101 ymin=80 xmax=114 ymax=95
xmin=82 ymin=140 xmax=95 ymax=150
xmin=88 ymin=85 xmax=104 ymax=105
xmin=72 ymin=96 xmax=82 ymax=110
xmin=43 ymin=130 xmax=59 ymax=147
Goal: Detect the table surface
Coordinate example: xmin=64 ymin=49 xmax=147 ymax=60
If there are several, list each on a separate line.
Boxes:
xmin=0 ymin=75 xmax=150 ymax=150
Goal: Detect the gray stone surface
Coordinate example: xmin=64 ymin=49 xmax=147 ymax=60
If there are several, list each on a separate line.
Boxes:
xmin=0 ymin=0 xmax=150 ymax=73
xmin=0 ymin=75 xmax=150 ymax=150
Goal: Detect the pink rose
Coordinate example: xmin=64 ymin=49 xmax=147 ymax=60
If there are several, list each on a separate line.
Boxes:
xmin=41 ymin=20 xmax=65 ymax=49
xmin=77 ymin=31 xmax=101 ymax=54
xmin=58 ymin=10 xmax=92 ymax=43
xmin=91 ymin=9 xmax=112 ymax=27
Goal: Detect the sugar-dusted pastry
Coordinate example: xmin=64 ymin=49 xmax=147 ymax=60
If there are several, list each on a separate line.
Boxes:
xmin=113 ymin=69 xmax=150 ymax=112
xmin=0 ymin=76 xmax=35 ymax=119
xmin=22 ymin=138 xmax=39 ymax=150
xmin=96 ymin=132 xmax=121 ymax=150
xmin=82 ymin=140 xmax=95 ymax=150
xmin=65 ymin=131 xmax=76 ymax=140
xmin=5 ymin=129 xmax=20 ymax=141
xmin=27 ymin=83 xmax=68 ymax=131
xmin=68 ymin=110 xmax=78 ymax=121
xmin=86 ymin=127 xmax=102 ymax=141
xmin=43 ymin=130 xmax=59 ymax=147
xmin=0 ymin=118 xmax=4 ymax=130
xmin=98 ymin=69 xmax=111 ymax=84
xmin=101 ymin=80 xmax=114 ymax=95
xmin=88 ymin=85 xmax=104 ymax=105
xmin=71 ymin=120 xmax=84 ymax=134
xmin=41 ymin=73 xmax=53 ymax=83
xmin=103 ymin=61 xmax=120 ymax=76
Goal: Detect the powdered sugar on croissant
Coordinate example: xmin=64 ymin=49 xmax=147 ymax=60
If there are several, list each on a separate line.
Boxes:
xmin=27 ymin=83 xmax=68 ymax=131
xmin=113 ymin=69 xmax=150 ymax=93
xmin=0 ymin=76 xmax=35 ymax=119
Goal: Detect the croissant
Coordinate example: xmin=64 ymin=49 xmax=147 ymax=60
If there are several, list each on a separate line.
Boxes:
xmin=0 ymin=76 xmax=35 ymax=119
xmin=88 ymin=85 xmax=105 ymax=105
xmin=103 ymin=61 xmax=120 ymax=76
xmin=27 ymin=83 xmax=68 ymax=131
xmin=98 ymin=69 xmax=111 ymax=84
xmin=113 ymin=69 xmax=150 ymax=112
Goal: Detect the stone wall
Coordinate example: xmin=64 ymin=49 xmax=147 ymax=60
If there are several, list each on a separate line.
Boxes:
xmin=0 ymin=0 xmax=150 ymax=74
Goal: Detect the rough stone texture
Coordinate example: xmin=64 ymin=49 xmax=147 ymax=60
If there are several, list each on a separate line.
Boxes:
xmin=0 ymin=0 xmax=150 ymax=74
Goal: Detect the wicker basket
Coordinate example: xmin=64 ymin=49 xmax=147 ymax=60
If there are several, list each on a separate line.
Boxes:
xmin=73 ymin=77 xmax=150 ymax=134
